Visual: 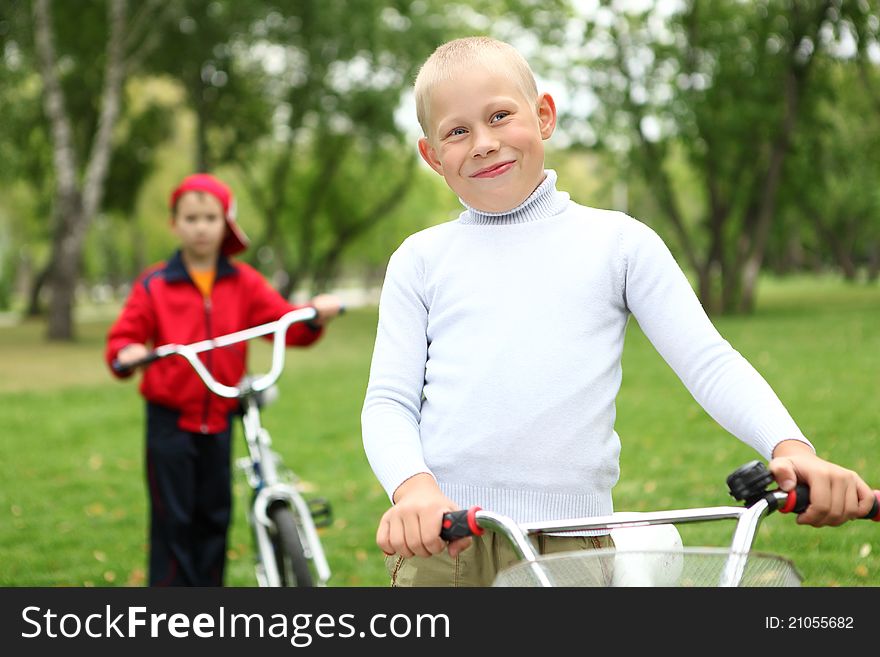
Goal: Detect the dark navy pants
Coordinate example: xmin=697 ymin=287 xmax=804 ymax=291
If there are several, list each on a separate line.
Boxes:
xmin=145 ymin=403 xmax=233 ymax=586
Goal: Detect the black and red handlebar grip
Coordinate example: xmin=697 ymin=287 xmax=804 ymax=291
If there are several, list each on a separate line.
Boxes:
xmin=440 ymin=507 xmax=485 ymax=541
xmin=779 ymin=485 xmax=880 ymax=521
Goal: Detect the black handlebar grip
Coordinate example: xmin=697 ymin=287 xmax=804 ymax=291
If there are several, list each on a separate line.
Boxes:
xmin=867 ymin=492 xmax=880 ymax=522
xmin=780 ymin=486 xmax=880 ymax=520
xmin=440 ymin=507 xmax=484 ymax=541
xmin=111 ymin=359 xmax=132 ymax=374
xmin=112 ymin=351 xmax=160 ymax=374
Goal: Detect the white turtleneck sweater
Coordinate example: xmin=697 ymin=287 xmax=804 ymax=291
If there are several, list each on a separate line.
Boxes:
xmin=361 ymin=170 xmax=811 ymax=525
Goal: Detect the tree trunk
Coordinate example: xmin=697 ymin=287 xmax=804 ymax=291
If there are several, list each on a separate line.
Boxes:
xmin=828 ymin=233 xmax=857 ymax=281
xmin=720 ymin=249 xmax=743 ymax=315
xmin=132 ymin=218 xmax=147 ymax=280
xmin=698 ymin=196 xmax=729 ymax=314
xmin=737 ymin=257 xmax=761 ymax=314
xmin=809 ymin=210 xmax=858 ymax=281
xmin=26 ymin=262 xmax=51 ymax=317
xmin=34 ymin=0 xmax=128 ymax=340
xmin=280 ymin=265 xmax=307 ymax=301
xmin=733 ymin=4 xmax=832 ymax=313
xmin=313 ymin=153 xmax=419 ymax=293
xmin=695 ymin=259 xmax=722 ymax=315
xmin=194 ymin=83 xmax=210 ymax=172
xmin=278 ymin=137 xmax=351 ymax=298
xmin=46 ymin=194 xmax=86 ymax=339
xmin=867 ymin=242 xmax=879 ymax=283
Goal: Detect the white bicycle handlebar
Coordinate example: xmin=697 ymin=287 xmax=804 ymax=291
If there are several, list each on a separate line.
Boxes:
xmin=113 ymin=307 xmax=319 ymax=398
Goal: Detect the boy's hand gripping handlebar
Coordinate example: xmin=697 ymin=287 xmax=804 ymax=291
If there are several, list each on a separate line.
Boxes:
xmin=726 ymin=460 xmax=880 ymax=520
xmin=110 ymin=307 xmax=321 ymax=398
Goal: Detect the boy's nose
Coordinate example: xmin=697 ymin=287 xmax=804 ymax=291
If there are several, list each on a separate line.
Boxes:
xmin=470 ymin=127 xmax=499 ymax=158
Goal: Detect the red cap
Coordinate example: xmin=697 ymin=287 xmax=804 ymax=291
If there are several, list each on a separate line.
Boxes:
xmin=169 ymin=173 xmax=249 ymax=256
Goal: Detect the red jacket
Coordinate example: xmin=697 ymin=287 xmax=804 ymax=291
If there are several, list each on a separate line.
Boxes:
xmin=106 ymin=251 xmax=322 ymax=433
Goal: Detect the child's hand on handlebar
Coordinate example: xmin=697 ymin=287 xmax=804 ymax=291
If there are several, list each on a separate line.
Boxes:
xmin=117 ymin=343 xmax=150 ymax=368
xmin=769 ymin=439 xmax=876 ymax=527
xmin=377 ymin=472 xmax=473 ymax=559
xmin=308 ymin=294 xmax=345 ymax=326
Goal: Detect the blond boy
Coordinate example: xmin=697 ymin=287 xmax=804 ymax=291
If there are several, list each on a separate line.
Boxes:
xmin=361 ymin=37 xmax=875 ymax=587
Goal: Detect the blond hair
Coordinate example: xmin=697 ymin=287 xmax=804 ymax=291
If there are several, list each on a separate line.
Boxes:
xmin=414 ymin=36 xmax=539 ymax=137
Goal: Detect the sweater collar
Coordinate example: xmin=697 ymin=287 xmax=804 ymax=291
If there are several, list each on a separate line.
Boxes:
xmin=458 ymin=170 xmax=570 ymax=226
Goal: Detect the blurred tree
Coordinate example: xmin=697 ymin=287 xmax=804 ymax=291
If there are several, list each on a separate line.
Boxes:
xmin=851 ymin=4 xmax=880 ymax=281
xmin=0 ymin=1 xmax=174 ymax=318
xmin=138 ymin=0 xmax=270 ymax=173
xmin=98 ymin=82 xmax=176 ymax=283
xmin=33 ymin=0 xmax=127 ymax=339
xmin=569 ymin=0 xmax=875 ymax=313
xmin=0 ymin=1 xmax=55 ymax=315
xmin=779 ymin=59 xmax=880 ymax=281
xmin=144 ymin=0 xmax=569 ymax=295
xmin=26 ymin=0 xmax=171 ymax=339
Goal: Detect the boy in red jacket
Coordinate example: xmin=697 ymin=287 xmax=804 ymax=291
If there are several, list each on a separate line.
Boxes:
xmin=106 ymin=173 xmax=342 ymax=586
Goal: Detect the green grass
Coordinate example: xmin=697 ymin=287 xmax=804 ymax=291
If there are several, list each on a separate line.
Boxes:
xmin=0 ymin=276 xmax=878 ymax=587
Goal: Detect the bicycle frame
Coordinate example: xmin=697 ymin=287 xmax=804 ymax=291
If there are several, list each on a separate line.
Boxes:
xmin=466 ymin=491 xmax=789 ymax=588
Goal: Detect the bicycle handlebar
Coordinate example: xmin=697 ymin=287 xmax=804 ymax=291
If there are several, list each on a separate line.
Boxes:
xmin=440 ymin=481 xmax=880 ymax=542
xmin=111 ymin=307 xmax=321 ymax=398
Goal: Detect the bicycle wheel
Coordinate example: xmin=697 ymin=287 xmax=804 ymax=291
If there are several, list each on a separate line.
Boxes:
xmin=268 ymin=501 xmax=314 ymax=587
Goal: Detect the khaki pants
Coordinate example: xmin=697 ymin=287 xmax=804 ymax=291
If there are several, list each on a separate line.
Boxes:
xmin=385 ymin=533 xmax=614 ymax=587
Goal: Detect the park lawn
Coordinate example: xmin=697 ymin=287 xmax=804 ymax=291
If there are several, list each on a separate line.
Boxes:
xmin=0 ymin=276 xmax=878 ymax=587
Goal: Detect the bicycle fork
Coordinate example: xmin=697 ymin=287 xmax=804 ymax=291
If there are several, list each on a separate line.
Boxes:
xmin=239 ymin=399 xmax=332 ymax=587
xmin=251 ymin=484 xmax=332 ymax=586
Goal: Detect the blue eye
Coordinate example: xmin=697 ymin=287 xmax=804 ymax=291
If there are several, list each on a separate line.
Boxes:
xmin=491 ymin=111 xmax=510 ymax=122
xmin=448 ymin=127 xmax=467 ymax=137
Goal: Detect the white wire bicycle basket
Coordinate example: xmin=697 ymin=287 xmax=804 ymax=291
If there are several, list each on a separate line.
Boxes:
xmin=492 ymin=547 xmax=802 ymax=587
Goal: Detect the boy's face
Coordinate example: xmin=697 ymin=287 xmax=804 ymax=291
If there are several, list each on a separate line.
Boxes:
xmin=418 ymin=67 xmax=556 ymax=213
xmin=171 ymin=191 xmax=227 ymax=262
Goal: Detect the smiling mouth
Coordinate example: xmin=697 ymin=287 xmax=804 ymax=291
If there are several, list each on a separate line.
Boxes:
xmin=470 ymin=161 xmax=515 ymax=178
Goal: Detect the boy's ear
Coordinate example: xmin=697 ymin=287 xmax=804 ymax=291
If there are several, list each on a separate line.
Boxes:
xmin=418 ymin=137 xmax=444 ymax=175
xmin=537 ymin=92 xmax=557 ymax=140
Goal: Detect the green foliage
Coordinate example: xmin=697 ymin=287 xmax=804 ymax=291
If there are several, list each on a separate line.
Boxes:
xmin=569 ymin=1 xmax=880 ymax=313
xmin=778 ymin=58 xmax=880 ymax=277
xmin=0 ymin=2 xmax=51 ymax=215
xmin=139 ymin=0 xmax=273 ymax=171
xmin=338 ymin=163 xmax=461 ymax=274
xmin=103 ymin=81 xmax=178 ymax=216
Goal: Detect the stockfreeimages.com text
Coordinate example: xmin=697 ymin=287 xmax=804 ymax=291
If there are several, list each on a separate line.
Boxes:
xmin=21 ymin=605 xmax=450 ymax=647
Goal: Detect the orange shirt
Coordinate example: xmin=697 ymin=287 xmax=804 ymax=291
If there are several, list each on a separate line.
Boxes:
xmin=188 ymin=268 xmax=216 ymax=298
